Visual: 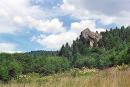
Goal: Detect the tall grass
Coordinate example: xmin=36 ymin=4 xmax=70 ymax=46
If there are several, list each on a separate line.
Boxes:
xmin=0 ymin=67 xmax=130 ymax=87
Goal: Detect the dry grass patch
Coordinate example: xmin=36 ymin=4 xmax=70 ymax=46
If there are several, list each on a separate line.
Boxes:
xmin=0 ymin=67 xmax=130 ymax=87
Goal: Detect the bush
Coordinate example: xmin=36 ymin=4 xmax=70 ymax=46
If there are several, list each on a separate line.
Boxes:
xmin=0 ymin=53 xmax=22 ymax=82
xmin=40 ymin=56 xmax=70 ymax=75
xmin=0 ymin=65 xmax=8 ymax=81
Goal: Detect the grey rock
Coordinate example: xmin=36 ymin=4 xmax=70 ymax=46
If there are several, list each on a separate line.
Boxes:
xmin=80 ymin=28 xmax=102 ymax=47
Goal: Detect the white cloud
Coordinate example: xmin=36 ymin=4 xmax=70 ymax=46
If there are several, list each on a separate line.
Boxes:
xmin=71 ymin=20 xmax=96 ymax=32
xmin=60 ymin=0 xmax=130 ymax=25
xmin=0 ymin=43 xmax=16 ymax=52
xmin=0 ymin=0 xmax=27 ymax=33
xmin=0 ymin=0 xmax=54 ymax=34
xmin=70 ymin=20 xmax=106 ymax=34
xmin=13 ymin=16 xmax=24 ymax=25
xmin=60 ymin=0 xmax=75 ymax=13
xmin=32 ymin=31 xmax=78 ymax=50
xmin=0 ymin=24 xmax=20 ymax=34
xmin=60 ymin=0 xmax=130 ymax=16
xmin=28 ymin=18 xmax=66 ymax=34
xmin=0 ymin=0 xmax=67 ymax=34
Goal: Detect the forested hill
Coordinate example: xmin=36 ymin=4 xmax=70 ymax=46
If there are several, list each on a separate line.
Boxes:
xmin=59 ymin=26 xmax=130 ymax=68
xmin=98 ymin=26 xmax=130 ymax=49
xmin=60 ymin=26 xmax=130 ymax=55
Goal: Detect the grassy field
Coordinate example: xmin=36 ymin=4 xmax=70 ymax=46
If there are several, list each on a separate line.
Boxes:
xmin=0 ymin=67 xmax=130 ymax=87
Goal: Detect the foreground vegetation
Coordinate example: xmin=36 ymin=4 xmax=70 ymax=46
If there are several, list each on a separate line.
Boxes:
xmin=0 ymin=66 xmax=130 ymax=87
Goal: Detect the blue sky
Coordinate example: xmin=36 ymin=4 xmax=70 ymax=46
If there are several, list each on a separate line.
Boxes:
xmin=0 ymin=0 xmax=130 ymax=52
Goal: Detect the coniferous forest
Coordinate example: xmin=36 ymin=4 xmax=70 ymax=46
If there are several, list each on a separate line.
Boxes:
xmin=0 ymin=26 xmax=130 ymax=82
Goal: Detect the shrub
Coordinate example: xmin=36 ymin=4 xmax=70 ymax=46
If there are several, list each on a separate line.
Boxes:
xmin=0 ymin=65 xmax=8 ymax=81
xmin=41 ymin=56 xmax=70 ymax=75
xmin=0 ymin=62 xmax=22 ymax=82
xmin=0 ymin=53 xmax=22 ymax=82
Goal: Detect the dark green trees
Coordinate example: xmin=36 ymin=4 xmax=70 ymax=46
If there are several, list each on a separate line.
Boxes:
xmin=0 ymin=53 xmax=22 ymax=81
xmin=59 ymin=43 xmax=72 ymax=60
xmin=41 ymin=56 xmax=70 ymax=75
xmin=99 ymin=26 xmax=130 ymax=50
xmin=60 ymin=26 xmax=130 ymax=69
xmin=0 ymin=53 xmax=70 ymax=81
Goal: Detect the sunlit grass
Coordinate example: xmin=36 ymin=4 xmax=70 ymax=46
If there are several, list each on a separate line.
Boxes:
xmin=0 ymin=67 xmax=130 ymax=87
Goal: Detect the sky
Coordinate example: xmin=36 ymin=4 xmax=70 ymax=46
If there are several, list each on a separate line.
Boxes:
xmin=0 ymin=0 xmax=130 ymax=52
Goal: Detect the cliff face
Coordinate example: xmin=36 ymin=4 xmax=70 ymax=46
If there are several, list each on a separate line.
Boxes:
xmin=80 ymin=28 xmax=102 ymax=47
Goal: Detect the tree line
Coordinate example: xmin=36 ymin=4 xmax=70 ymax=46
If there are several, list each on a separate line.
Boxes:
xmin=60 ymin=26 xmax=130 ymax=68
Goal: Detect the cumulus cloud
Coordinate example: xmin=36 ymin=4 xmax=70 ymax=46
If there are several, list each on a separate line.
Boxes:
xmin=0 ymin=43 xmax=16 ymax=52
xmin=60 ymin=0 xmax=75 ymax=13
xmin=60 ymin=0 xmax=130 ymax=16
xmin=60 ymin=0 xmax=130 ymax=25
xmin=32 ymin=31 xmax=78 ymax=50
xmin=0 ymin=0 xmax=57 ymax=34
xmin=28 ymin=18 xmax=66 ymax=34
xmin=70 ymin=20 xmax=105 ymax=33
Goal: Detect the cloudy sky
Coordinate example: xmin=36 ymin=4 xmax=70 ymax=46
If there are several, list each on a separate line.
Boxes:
xmin=0 ymin=0 xmax=130 ymax=52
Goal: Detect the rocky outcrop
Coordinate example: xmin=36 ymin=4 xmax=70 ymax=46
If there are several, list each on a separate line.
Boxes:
xmin=80 ymin=28 xmax=102 ymax=47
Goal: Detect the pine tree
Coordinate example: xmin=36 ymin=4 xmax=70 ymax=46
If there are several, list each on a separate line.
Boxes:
xmin=59 ymin=45 xmax=65 ymax=56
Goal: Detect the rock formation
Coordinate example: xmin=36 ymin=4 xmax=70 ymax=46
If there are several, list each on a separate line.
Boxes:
xmin=80 ymin=28 xmax=102 ymax=47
